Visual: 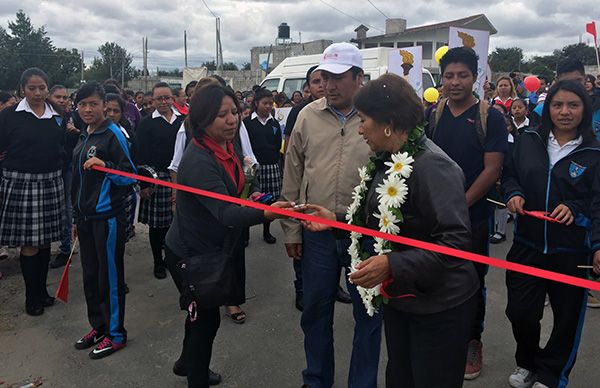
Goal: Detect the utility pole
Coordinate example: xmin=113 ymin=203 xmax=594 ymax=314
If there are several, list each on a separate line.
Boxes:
xmin=121 ymin=58 xmax=125 ymax=88
xmin=143 ymin=36 xmax=148 ymax=91
xmin=109 ymin=52 xmax=113 ymax=79
xmin=184 ymin=30 xmax=188 ymax=68
xmin=216 ymin=17 xmax=223 ymax=74
xmin=80 ymin=50 xmax=84 ymax=84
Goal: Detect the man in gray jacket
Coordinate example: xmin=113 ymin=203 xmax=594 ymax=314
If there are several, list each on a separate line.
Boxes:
xmin=281 ymin=42 xmax=382 ymax=388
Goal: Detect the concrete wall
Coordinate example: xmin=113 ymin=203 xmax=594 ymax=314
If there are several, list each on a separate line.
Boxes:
xmin=250 ymin=40 xmax=332 ymax=73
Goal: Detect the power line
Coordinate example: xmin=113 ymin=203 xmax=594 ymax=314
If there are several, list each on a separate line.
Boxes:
xmin=366 ymin=0 xmax=389 ymax=20
xmin=201 ymin=0 xmax=217 ymax=17
xmin=318 ymin=0 xmax=384 ymax=33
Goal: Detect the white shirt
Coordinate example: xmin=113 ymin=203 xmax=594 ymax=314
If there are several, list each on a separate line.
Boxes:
xmin=152 ymin=106 xmax=180 ymax=124
xmin=250 ymin=111 xmax=274 ymax=126
xmin=15 ymin=99 xmax=59 ymax=119
xmin=512 ymin=117 xmax=529 ymax=131
xmin=547 ymin=132 xmax=582 ymax=167
xmin=168 ymin=121 xmax=258 ymax=173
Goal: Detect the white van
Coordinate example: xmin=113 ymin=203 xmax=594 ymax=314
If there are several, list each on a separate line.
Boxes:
xmin=260 ymin=47 xmax=436 ymax=96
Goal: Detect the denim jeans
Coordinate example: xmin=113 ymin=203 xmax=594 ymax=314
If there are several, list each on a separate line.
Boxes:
xmin=301 ymin=230 xmax=383 ymax=388
xmin=59 ymin=164 xmax=73 ymax=254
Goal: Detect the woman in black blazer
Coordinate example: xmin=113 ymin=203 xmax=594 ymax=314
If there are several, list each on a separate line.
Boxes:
xmin=164 ymin=84 xmax=294 ymax=388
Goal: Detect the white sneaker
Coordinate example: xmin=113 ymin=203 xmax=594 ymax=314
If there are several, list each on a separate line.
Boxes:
xmin=532 ymin=382 xmax=549 ymax=388
xmin=508 ymin=367 xmax=536 ymax=388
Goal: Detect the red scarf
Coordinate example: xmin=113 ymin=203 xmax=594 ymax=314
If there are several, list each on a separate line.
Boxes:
xmin=173 ymin=102 xmax=189 ymax=116
xmin=193 ymin=135 xmax=245 ymax=195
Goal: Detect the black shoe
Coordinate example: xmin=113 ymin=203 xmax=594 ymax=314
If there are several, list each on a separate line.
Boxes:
xmin=49 ymin=252 xmax=69 ymax=269
xmin=208 ymin=369 xmax=222 ymax=385
xmin=244 ymin=240 xmax=249 ymax=248
xmin=42 ymin=294 xmax=55 ymax=307
xmin=336 ymin=286 xmax=352 ymax=304
xmin=263 ymin=233 xmax=277 ymax=244
xmin=124 ymin=283 xmax=130 ymax=294
xmin=489 ymin=233 xmax=506 ymax=244
xmin=75 ymin=328 xmax=105 ymax=350
xmin=26 ymin=305 xmax=44 ymax=316
xmin=173 ymin=357 xmax=186 ymax=376
xmin=295 ymin=292 xmax=304 ymax=312
xmin=88 ymin=337 xmax=126 ymax=360
xmin=154 ymin=265 xmax=167 ymax=279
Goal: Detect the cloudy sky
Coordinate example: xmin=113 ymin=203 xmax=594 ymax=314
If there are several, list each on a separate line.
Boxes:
xmin=0 ymin=0 xmax=598 ymax=70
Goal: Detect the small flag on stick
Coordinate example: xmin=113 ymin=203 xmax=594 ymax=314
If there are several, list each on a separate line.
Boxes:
xmin=55 ymin=240 xmax=78 ymax=303
xmin=586 ymin=21 xmax=598 ymax=47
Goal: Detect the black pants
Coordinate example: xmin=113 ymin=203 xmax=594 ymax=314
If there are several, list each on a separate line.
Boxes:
xmin=470 ymin=218 xmax=491 ymax=341
xmin=384 ymin=294 xmax=477 ymax=388
xmin=505 ymin=242 xmax=588 ymax=388
xmin=78 ymin=214 xmax=127 ymax=344
xmin=165 ymin=246 xmax=221 ymax=388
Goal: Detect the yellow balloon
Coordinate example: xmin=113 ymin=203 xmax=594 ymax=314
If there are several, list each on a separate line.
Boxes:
xmin=423 ymin=87 xmax=440 ymax=103
xmin=435 ymin=46 xmax=449 ymax=64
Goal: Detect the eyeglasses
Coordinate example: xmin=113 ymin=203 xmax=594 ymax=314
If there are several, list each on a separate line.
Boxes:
xmin=154 ymin=96 xmax=172 ymax=102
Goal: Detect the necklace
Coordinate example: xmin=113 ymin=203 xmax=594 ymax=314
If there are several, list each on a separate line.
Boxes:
xmin=346 ymin=124 xmax=424 ymax=316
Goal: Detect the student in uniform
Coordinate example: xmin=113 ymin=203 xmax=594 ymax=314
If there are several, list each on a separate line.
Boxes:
xmin=503 ymin=80 xmax=600 ymax=388
xmin=0 ymin=68 xmax=65 ymax=316
xmin=136 ymin=82 xmax=184 ymax=279
xmin=71 ymin=81 xmax=136 ymax=359
xmin=243 ymin=87 xmax=282 ymax=244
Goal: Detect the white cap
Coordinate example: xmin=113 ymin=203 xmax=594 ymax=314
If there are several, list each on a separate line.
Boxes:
xmin=316 ymin=42 xmax=363 ymax=74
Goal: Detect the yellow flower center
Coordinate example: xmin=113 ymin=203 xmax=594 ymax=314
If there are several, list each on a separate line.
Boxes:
xmin=394 ymin=162 xmax=403 ymax=172
xmin=382 ymin=217 xmax=389 ymax=227
xmin=387 ymin=186 xmax=397 ymax=197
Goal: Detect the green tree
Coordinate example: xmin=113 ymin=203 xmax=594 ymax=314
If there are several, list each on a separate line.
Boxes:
xmin=157 ymin=68 xmax=183 ymax=77
xmin=242 ymin=62 xmax=251 ymax=70
xmin=556 ymin=43 xmax=597 ymax=65
xmin=489 ymin=47 xmax=523 ymax=72
xmin=85 ymin=42 xmax=134 ymax=84
xmin=223 ymin=62 xmax=238 ymax=71
xmin=0 ymin=11 xmax=82 ymax=89
xmin=201 ymin=60 xmax=216 ymax=70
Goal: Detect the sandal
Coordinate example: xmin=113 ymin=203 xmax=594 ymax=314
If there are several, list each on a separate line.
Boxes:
xmin=226 ymin=308 xmax=246 ymax=324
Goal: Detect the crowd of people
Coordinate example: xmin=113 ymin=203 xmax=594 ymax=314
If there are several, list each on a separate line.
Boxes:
xmin=0 ymin=41 xmax=599 ymax=388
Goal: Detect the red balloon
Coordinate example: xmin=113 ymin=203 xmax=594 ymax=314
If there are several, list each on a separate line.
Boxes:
xmin=523 ymin=76 xmax=541 ymax=93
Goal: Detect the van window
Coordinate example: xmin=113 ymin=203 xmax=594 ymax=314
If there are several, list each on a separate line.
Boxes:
xmin=283 ymin=78 xmax=305 ymax=98
xmin=261 ymin=78 xmax=280 ymax=92
xmin=422 ymin=73 xmax=434 ymax=90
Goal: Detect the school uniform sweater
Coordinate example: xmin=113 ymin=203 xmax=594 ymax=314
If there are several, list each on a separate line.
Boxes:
xmin=135 ymin=111 xmax=184 ymax=171
xmin=243 ymin=114 xmax=282 ymax=165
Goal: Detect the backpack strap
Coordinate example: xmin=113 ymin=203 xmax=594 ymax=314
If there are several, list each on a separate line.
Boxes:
xmin=474 ymin=100 xmax=489 ymax=148
xmin=426 ymin=97 xmax=448 ymax=140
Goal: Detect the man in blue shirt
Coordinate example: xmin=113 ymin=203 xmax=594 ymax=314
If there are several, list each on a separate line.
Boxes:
xmin=429 ymin=47 xmax=508 ymax=381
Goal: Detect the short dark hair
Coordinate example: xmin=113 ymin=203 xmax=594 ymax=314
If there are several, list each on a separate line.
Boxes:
xmin=185 ymin=81 xmax=198 ymax=95
xmin=124 ymin=89 xmax=134 ymax=98
xmin=49 ymin=84 xmax=67 ymax=95
xmin=540 ymin=80 xmax=594 ymax=144
xmin=585 ymin=74 xmax=596 ymax=84
xmin=254 ymin=87 xmax=273 ymax=106
xmin=306 ymin=65 xmax=319 ymax=84
xmin=104 ymin=84 xmax=121 ymax=95
xmin=210 ymin=74 xmax=227 ymax=87
xmin=440 ymin=47 xmax=479 ymax=77
xmin=20 ymin=67 xmax=49 ymax=89
xmin=172 ymin=87 xmax=183 ymax=97
xmin=0 ymin=91 xmax=14 ymax=104
xmin=556 ymin=58 xmax=584 ymax=77
xmin=105 ymin=92 xmax=125 ymax=113
xmin=350 ymin=66 xmax=363 ymax=80
xmin=103 ymin=78 xmax=121 ymax=90
xmin=187 ymin=84 xmax=238 ymax=140
xmin=354 ymin=73 xmax=424 ymax=133
xmin=75 ymin=81 xmax=105 ymax=105
xmin=538 ymin=75 xmax=549 ymax=84
xmin=135 ymin=90 xmax=145 ymax=98
xmin=152 ymin=82 xmax=172 ymax=94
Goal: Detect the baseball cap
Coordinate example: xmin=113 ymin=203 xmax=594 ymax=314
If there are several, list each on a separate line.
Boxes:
xmin=316 ymin=42 xmax=362 ymax=74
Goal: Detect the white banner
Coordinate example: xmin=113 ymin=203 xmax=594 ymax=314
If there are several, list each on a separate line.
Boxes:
xmin=388 ymin=46 xmax=423 ymax=97
xmin=448 ymin=27 xmax=490 ymax=99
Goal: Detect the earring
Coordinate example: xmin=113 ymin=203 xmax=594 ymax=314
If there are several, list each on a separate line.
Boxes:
xmin=384 ymin=127 xmax=392 ymax=137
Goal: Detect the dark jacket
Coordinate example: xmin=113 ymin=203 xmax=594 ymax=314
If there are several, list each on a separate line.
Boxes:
xmin=502 ymin=128 xmax=600 ymax=254
xmin=72 ymin=120 xmax=136 ymax=222
xmin=365 ymin=136 xmax=479 ymax=314
xmin=165 ymin=139 xmax=265 ymax=261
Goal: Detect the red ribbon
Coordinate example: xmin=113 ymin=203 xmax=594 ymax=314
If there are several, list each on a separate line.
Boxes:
xmin=93 ymin=165 xmax=600 ymax=292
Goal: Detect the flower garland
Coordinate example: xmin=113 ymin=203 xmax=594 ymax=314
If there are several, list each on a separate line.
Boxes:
xmin=347 ymin=124 xmax=424 ymax=316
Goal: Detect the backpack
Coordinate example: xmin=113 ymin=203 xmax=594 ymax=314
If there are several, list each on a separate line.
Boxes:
xmin=426 ymin=97 xmax=490 ymax=147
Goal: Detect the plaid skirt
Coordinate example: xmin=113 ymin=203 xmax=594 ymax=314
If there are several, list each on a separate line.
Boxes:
xmin=258 ymin=163 xmax=282 ymax=199
xmin=0 ymin=169 xmax=64 ymax=246
xmin=138 ymin=170 xmax=172 ymax=228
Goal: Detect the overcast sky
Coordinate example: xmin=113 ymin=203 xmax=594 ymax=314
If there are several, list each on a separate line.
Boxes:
xmin=1 ymin=0 xmax=598 ymax=70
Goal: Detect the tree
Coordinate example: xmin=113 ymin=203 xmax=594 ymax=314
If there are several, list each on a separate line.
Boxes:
xmin=0 ymin=11 xmax=82 ymax=89
xmin=201 ymin=60 xmax=216 ymax=71
xmin=223 ymin=62 xmax=238 ymax=71
xmin=242 ymin=62 xmax=251 ymax=70
xmin=85 ymin=42 xmax=134 ymax=84
xmin=489 ymin=47 xmax=523 ymax=72
xmin=157 ymin=68 xmax=183 ymax=77
xmin=556 ymin=43 xmax=597 ymax=65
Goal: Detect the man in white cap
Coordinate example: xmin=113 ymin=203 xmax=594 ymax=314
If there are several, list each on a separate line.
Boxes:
xmin=281 ymin=42 xmax=382 ymax=388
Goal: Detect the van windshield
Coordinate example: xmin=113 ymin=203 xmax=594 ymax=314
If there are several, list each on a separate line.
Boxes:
xmin=261 ymin=78 xmax=279 ymax=92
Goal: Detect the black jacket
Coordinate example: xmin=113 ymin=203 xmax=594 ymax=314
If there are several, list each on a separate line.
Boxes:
xmin=365 ymin=136 xmax=479 ymax=314
xmin=72 ymin=120 xmax=136 ymax=222
xmin=502 ymin=128 xmax=600 ymax=254
xmin=166 ymin=139 xmax=264 ymax=260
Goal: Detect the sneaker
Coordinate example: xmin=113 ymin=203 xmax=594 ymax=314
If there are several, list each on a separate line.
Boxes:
xmin=508 ymin=367 xmax=535 ymax=388
xmin=49 ymin=252 xmax=70 ymax=269
xmin=532 ymin=382 xmax=549 ymax=388
xmin=489 ymin=233 xmax=506 ymax=244
xmin=75 ymin=329 xmax=105 ymax=350
xmin=89 ymin=337 xmax=126 ymax=360
xmin=0 ymin=246 xmax=9 ymax=260
xmin=464 ymin=339 xmax=483 ymax=380
xmin=587 ymin=292 xmax=600 ymax=308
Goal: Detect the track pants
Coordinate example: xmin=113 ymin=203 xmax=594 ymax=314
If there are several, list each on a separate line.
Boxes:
xmin=78 ymin=214 xmax=127 ymax=344
xmin=505 ymin=242 xmax=588 ymax=388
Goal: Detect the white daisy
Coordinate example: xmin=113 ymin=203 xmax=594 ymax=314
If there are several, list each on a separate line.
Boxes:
xmin=373 ymin=237 xmax=392 ymax=254
xmin=358 ymin=166 xmax=372 ymax=182
xmin=374 ymin=207 xmax=401 ymax=235
xmin=376 ymin=175 xmax=408 ymax=208
xmin=385 ymin=152 xmax=414 ymax=178
xmin=351 ymin=185 xmax=363 ymax=203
